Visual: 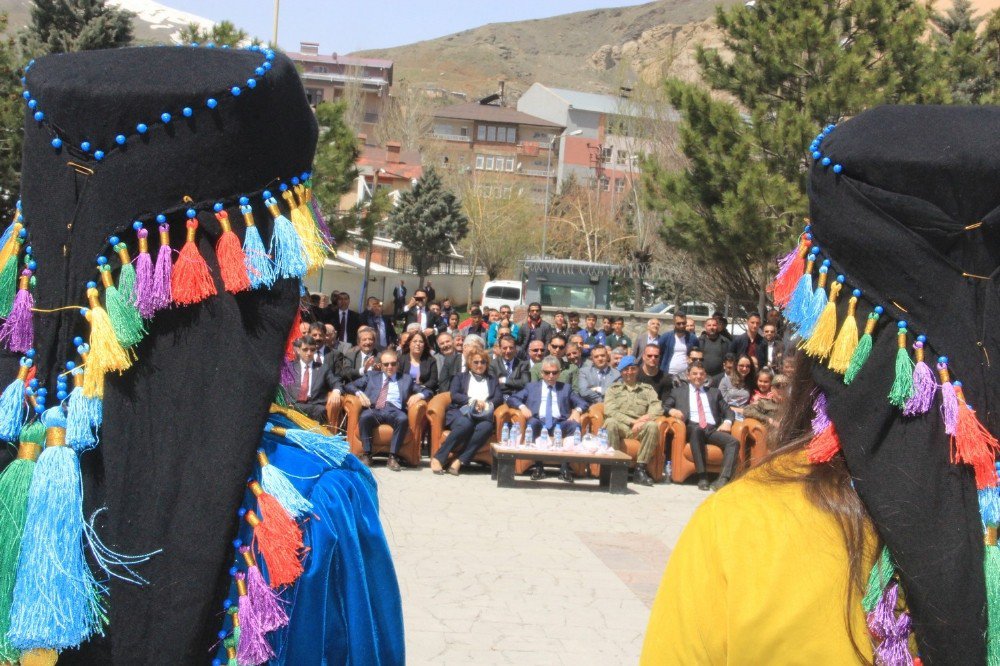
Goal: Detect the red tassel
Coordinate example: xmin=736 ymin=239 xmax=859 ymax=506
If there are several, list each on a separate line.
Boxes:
xmin=171 ymin=219 xmax=217 ymax=305
xmin=951 ymin=385 xmax=999 ymax=489
xmin=806 ymin=423 xmax=841 ymax=464
xmin=249 ymin=480 xmax=302 ymax=548
xmin=245 ymin=509 xmax=304 ymax=588
xmin=215 ymin=211 xmax=251 ymax=294
xmin=285 ymin=310 xmax=301 ymax=362
xmin=772 ymin=236 xmax=811 ymax=307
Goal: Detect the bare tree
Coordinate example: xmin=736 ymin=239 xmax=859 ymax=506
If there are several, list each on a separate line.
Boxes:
xmin=548 ymin=176 xmax=632 ymax=263
xmin=374 ymin=80 xmax=435 ymax=152
xmin=339 ymin=65 xmax=368 ymax=136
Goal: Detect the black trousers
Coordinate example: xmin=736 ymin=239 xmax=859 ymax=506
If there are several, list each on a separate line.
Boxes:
xmin=435 ymin=415 xmax=495 ymax=464
xmin=686 ymin=420 xmax=739 ymax=477
xmin=293 ymin=400 xmax=327 ymax=423
xmin=359 ymin=406 xmax=408 ymax=454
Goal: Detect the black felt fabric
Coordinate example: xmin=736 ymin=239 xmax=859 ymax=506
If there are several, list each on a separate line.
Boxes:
xmin=0 ymin=47 xmax=317 ymax=664
xmin=809 ymin=105 xmax=1000 ymax=665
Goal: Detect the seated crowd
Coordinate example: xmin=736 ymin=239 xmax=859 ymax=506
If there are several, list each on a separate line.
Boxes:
xmin=290 ymin=289 xmax=792 ymax=489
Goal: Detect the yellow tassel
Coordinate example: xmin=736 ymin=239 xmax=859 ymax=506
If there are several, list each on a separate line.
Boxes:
xmin=20 ymin=649 xmax=58 ymax=666
xmin=281 ymin=189 xmax=328 ymax=274
xmin=803 ymin=279 xmax=842 ymax=360
xmin=828 ymin=291 xmax=860 ymax=374
xmin=83 ymin=287 xmax=132 ymax=398
xmin=0 ymin=221 xmax=23 ymax=271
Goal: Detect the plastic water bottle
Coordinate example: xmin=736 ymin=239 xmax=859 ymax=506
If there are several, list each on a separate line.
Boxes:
xmin=598 ymin=427 xmax=608 ymax=449
xmin=554 ymin=424 xmax=563 ymax=448
xmin=539 ymin=428 xmax=550 ymax=449
xmin=664 ymin=460 xmax=672 ymax=483
xmin=511 ymin=422 xmax=521 ymax=447
xmin=501 ymin=422 xmax=510 ymax=446
xmin=524 ymin=427 xmax=533 ymax=448
xmin=573 ymin=430 xmax=582 ymax=449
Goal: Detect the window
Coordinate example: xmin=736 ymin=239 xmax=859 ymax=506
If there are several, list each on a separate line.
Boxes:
xmin=600 ymin=176 xmax=610 ymax=191
xmin=507 ymin=127 xmax=517 ymax=143
xmin=477 ymin=125 xmax=487 ymax=141
xmin=304 ymin=88 xmax=324 ymax=106
xmin=505 ymin=157 xmax=515 ymax=172
xmin=497 ymin=127 xmax=507 ymax=142
xmin=485 ymin=285 xmax=522 ymax=301
xmin=616 ymin=151 xmax=629 ymax=165
xmin=460 ymin=127 xmax=469 ymax=137
xmin=487 ymin=126 xmax=497 ymax=142
xmin=540 ymin=284 xmax=596 ymax=309
xmin=600 ymin=146 xmax=613 ymax=163
xmin=485 ymin=156 xmax=495 ymax=170
xmin=475 ymin=154 xmax=485 ymax=169
xmin=313 ymin=65 xmax=328 ymax=73
xmin=476 ymin=124 xmax=517 ymax=143
xmin=615 ymin=178 xmax=625 ymax=193
xmin=434 ymin=123 xmax=454 ymax=135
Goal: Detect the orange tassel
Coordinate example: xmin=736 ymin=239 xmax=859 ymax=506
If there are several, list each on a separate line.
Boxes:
xmin=951 ymin=383 xmax=1000 ymax=489
xmin=171 ymin=218 xmax=217 ymax=305
xmin=249 ymin=480 xmax=302 ymax=545
xmin=807 ymin=423 xmax=841 ymax=464
xmin=285 ymin=310 xmax=301 ymax=362
xmin=244 ymin=508 xmax=303 ymax=589
xmin=772 ymin=234 xmax=811 ymax=307
xmin=214 ymin=210 xmax=251 ymax=294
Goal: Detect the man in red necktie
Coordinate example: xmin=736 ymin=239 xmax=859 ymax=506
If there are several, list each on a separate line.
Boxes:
xmin=291 ymin=335 xmax=342 ymax=423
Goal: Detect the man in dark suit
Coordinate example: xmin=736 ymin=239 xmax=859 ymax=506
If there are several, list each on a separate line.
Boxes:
xmin=508 ymin=356 xmax=589 ymax=483
xmin=729 ymin=313 xmax=767 ymax=370
xmin=392 ymin=279 xmax=407 ymax=320
xmin=348 ymin=348 xmax=432 ymax=471
xmin=424 ymin=280 xmax=436 ymax=303
xmin=339 ymin=327 xmax=380 ymax=383
xmin=664 ymin=361 xmax=739 ymax=492
xmin=516 ymin=302 xmax=554 ymax=348
xmin=363 ymin=296 xmax=398 ymax=350
xmin=333 ymin=291 xmax=362 ymax=346
xmin=290 ymin=336 xmax=342 ymax=423
xmin=491 ymin=334 xmax=531 ymax=397
xmin=760 ymin=322 xmax=785 ymax=370
xmin=404 ymin=288 xmax=441 ymax=339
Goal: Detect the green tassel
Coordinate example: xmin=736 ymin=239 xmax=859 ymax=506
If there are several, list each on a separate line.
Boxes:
xmin=0 ymin=423 xmax=44 ymax=662
xmin=101 ymin=268 xmax=145 ymax=348
xmin=118 ymin=262 xmax=137 ymax=305
xmin=274 ymin=386 xmax=289 ymax=407
xmin=0 ymin=253 xmax=18 ymax=318
xmin=844 ymin=333 xmax=873 ymax=385
xmin=888 ymin=345 xmax=915 ymax=408
xmin=986 ymin=542 xmax=1000 ymax=666
xmin=862 ymin=546 xmax=894 ymax=613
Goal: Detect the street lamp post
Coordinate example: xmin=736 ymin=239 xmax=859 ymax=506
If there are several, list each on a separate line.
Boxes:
xmin=541 ymin=129 xmax=582 ymax=258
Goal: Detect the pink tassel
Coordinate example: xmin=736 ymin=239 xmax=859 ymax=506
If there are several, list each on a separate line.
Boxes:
xmin=866 ymin=581 xmax=898 ymax=641
xmin=938 ymin=360 xmax=959 ymax=435
xmin=134 ymin=228 xmax=156 ymax=319
xmin=903 ymin=341 xmax=935 ymax=416
xmin=236 ymin=572 xmax=274 ymax=665
xmin=241 ymin=546 xmax=288 ymax=632
xmin=310 ymin=198 xmax=332 ymax=244
xmin=0 ymin=270 xmax=33 ymax=353
xmin=811 ymin=391 xmax=830 ymax=435
xmin=152 ymin=223 xmax=173 ymax=311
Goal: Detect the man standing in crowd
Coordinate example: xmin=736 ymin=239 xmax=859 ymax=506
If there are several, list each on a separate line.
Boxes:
xmin=567 ymin=312 xmax=583 ymax=336
xmin=405 ymin=288 xmax=441 ymax=339
xmin=508 ymin=356 xmax=588 ymax=483
xmin=698 ymin=316 xmax=728 ymax=378
xmin=633 ymin=318 xmax=662 ymax=357
xmin=551 ymin=311 xmax=570 ymax=337
xmin=604 ymin=355 xmax=663 ymax=487
xmin=363 ymin=296 xmax=398 ymax=351
xmin=517 ymin=302 xmax=554 ymax=347
xmin=761 ymin=322 xmax=784 ymax=370
xmin=487 ymin=304 xmax=520 ymax=347
xmin=531 ymin=334 xmax=578 ymax=386
xmin=606 ymin=317 xmax=632 ymax=351
xmin=491 ymin=334 xmax=531 ymax=397
xmin=660 ymin=312 xmax=699 ymax=383
xmin=392 ymin=280 xmax=407 ymax=319
xmin=730 ymin=313 xmax=767 ymax=369
xmin=713 ymin=311 xmax=734 ymax=341
xmin=460 ymin=306 xmax=489 ymax=335
xmin=424 ymin=280 xmax=436 ymax=303
xmin=440 ymin=297 xmax=455 ymax=322
xmin=334 ymin=292 xmax=361 ymax=346
xmin=665 ymin=361 xmax=739 ymax=491
xmin=576 ymin=345 xmax=620 ymax=405
xmin=685 ymin=317 xmax=697 ymax=334
xmin=597 ymin=316 xmax=614 ymax=346
xmin=580 ymin=313 xmax=602 ymax=357
xmin=636 ymin=344 xmax=673 ymax=402
xmin=350 ymin=349 xmax=431 ymax=471
xmin=340 ymin=327 xmax=380 ymax=382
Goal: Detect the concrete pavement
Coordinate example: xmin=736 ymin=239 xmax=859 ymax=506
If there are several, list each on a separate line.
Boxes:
xmin=373 ymin=463 xmax=707 ymax=664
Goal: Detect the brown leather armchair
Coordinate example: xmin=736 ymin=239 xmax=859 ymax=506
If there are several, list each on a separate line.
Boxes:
xmin=426 ymin=393 xmax=521 ymax=468
xmin=342 ymin=394 xmax=427 ymax=466
xmin=670 ymin=418 xmax=754 ymax=484
xmin=581 ymin=403 xmax=674 ymax=482
xmin=739 ymin=417 xmax=770 ymax=465
xmin=325 ymin=399 xmax=343 ymax=434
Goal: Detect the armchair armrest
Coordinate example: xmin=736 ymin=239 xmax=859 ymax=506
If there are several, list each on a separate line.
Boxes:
xmin=494 ymin=404 xmax=525 ymax=442
xmin=426 ymin=392 xmax=452 ymax=449
xmin=407 ymin=398 xmax=428 ymax=439
xmin=581 ymin=403 xmax=605 ymax=435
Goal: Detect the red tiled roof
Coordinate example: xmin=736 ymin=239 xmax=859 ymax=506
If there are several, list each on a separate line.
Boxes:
xmin=358 ymin=146 xmax=423 ymax=180
xmin=433 ymin=101 xmax=563 ymax=128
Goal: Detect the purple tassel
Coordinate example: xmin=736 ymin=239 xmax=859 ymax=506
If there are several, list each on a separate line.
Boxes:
xmin=242 ymin=547 xmax=288 ymax=632
xmin=309 ymin=198 xmax=333 ymax=244
xmin=866 ymin=581 xmax=898 ymax=641
xmin=774 ymin=247 xmax=798 ymax=281
xmin=903 ymin=358 xmax=935 ymax=416
xmin=811 ymin=391 xmax=830 ymax=435
xmin=134 ymin=229 xmax=156 ymax=319
xmin=876 ymin=610 xmax=914 ymax=666
xmin=236 ymin=572 xmax=274 ymax=665
xmin=939 ymin=361 xmax=959 ymax=435
xmin=280 ymin=359 xmax=295 ymax=387
xmin=0 ymin=273 xmax=33 ymax=353
xmin=152 ymin=223 xmax=172 ymax=312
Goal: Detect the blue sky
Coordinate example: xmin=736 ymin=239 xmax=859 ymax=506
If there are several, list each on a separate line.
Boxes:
xmin=165 ymin=1 xmax=650 ymax=53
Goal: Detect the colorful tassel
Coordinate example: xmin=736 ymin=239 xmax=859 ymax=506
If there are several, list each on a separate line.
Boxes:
xmin=0 ymin=269 xmax=34 ymax=353
xmin=981 ymin=476 xmax=1000 ymax=527
xmin=152 ymin=222 xmax=173 ymax=312
xmin=951 ymin=382 xmax=1000 ymax=489
xmin=240 ymin=202 xmax=276 ymax=289
xmin=214 ymin=208 xmax=251 ymax=294
xmin=866 ymin=580 xmax=899 ymax=641
xmin=171 ymin=215 xmax=217 ymax=305
xmin=863 ymin=546 xmax=895 ymax=613
xmin=938 ymin=358 xmax=960 ymax=435
xmin=282 ymin=186 xmax=328 ymax=273
xmin=8 ymin=409 xmax=106 ymax=651
xmin=0 ymin=220 xmax=23 ymax=275
xmin=903 ymin=338 xmax=936 ymax=416
xmin=264 ymin=422 xmax=350 ymax=467
xmin=258 ymin=449 xmax=313 ymax=518
xmin=83 ymin=286 xmax=133 ymax=398
xmin=133 ymin=227 xmax=156 ymax=319
xmin=887 ymin=322 xmax=915 ymax=408
xmin=235 ymin=572 xmax=274 ymax=664
xmin=66 ymin=367 xmax=98 ymax=453
xmin=798 ymin=262 xmax=830 ymax=338
xmin=810 ymin=391 xmax=830 ymax=434
xmin=279 ymin=359 xmax=295 ymax=387
xmin=770 ymin=229 xmax=811 ymax=307
xmin=99 ymin=263 xmax=144 ymax=347
xmin=0 ymin=251 xmax=19 ymax=318
xmin=266 ymin=195 xmax=308 ymax=279
xmin=844 ymin=307 xmax=881 ymax=385
xmin=0 ymin=356 xmax=31 ymax=441
xmin=228 ymin=604 xmax=241 ymax=645
xmin=113 ymin=241 xmax=137 ymax=305
xmin=828 ymin=289 xmax=860 ymax=374
xmin=244 ymin=508 xmax=304 ymax=588
xmin=224 ymin=636 xmax=239 ymax=666
xmin=0 ymin=426 xmax=42 ymax=662
xmin=785 ymin=249 xmax=818 ymax=326
xmin=241 ymin=546 xmax=289 ymax=631
xmin=875 ymin=610 xmax=913 ymax=666
xmin=249 ymin=480 xmax=302 ymax=550
xmin=806 ymin=422 xmax=841 ymax=463
xmin=802 ymin=275 xmax=843 ymax=360
xmin=985 ymin=527 xmax=1000 ymax=665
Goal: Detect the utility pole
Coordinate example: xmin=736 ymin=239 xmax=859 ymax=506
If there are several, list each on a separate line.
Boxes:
xmin=272 ymin=0 xmax=280 ymax=47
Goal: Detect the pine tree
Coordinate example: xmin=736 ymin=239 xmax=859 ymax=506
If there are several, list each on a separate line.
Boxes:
xmin=0 ymin=14 xmax=22 ymax=225
xmin=311 ymin=101 xmax=360 ymax=243
xmin=385 ymin=167 xmax=468 ymax=286
xmin=933 ymin=0 xmax=981 ymax=38
xmin=642 ymin=0 xmax=950 ymax=310
xmin=177 ymin=21 xmax=251 ymax=48
xmin=19 ymin=0 xmax=134 ymax=57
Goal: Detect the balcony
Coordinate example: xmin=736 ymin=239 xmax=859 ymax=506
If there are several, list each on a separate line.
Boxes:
xmin=431 ymin=132 xmax=471 ymax=143
xmin=522 ymin=168 xmax=555 ymax=178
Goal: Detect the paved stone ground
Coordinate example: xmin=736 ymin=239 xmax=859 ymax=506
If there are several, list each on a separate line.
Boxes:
xmin=373 ymin=462 xmax=707 ymax=665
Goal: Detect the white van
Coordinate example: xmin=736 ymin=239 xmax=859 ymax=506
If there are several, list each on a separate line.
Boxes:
xmin=481 ymin=280 xmax=523 ymax=310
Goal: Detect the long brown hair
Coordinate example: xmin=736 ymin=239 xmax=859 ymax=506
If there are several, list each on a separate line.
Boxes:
xmin=750 ymin=353 xmax=877 ymax=663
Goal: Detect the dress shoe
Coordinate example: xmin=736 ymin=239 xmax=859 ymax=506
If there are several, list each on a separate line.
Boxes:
xmin=430 ymin=458 xmax=445 ymax=475
xmin=558 ymin=469 xmax=575 ymax=484
xmin=710 ymin=476 xmax=730 ymax=492
xmin=530 ymin=466 xmax=545 ymax=481
xmin=360 ymin=453 xmax=373 ymax=467
xmin=387 ymin=456 xmax=402 ymax=472
xmin=447 ymin=461 xmax=461 ymax=476
xmin=634 ymin=465 xmax=654 ymax=487
xmin=697 ymin=475 xmax=711 ymax=491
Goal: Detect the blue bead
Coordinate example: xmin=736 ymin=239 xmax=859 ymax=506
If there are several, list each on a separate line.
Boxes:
xmin=223 ymin=599 xmax=232 ymax=610
xmin=821 ymin=259 xmax=831 ymax=267
xmin=279 ymin=183 xmax=288 ymax=192
xmin=262 ymin=190 xmax=272 ymax=199
xmin=874 ymin=306 xmax=884 ymax=314
xmin=156 ymin=214 xmax=166 ymax=224
xmin=23 ymin=245 xmax=30 ymax=254
xmin=28 ymin=378 xmax=37 ymax=388
xmin=132 ymin=220 xmax=143 ymax=230
xmin=852 ymin=288 xmax=861 ymax=297
xmin=18 ymin=229 xmax=25 ymax=238
xmin=955 ymin=380 xmax=963 ymax=388
xmin=898 ymin=320 xmax=907 ymax=329
xmin=214 ymin=202 xmax=224 ymax=212
xmin=238 ymin=507 xmax=247 ymax=517
xmin=33 ymin=406 xmax=43 ymax=415
xmin=51 ymin=138 xmax=62 ymax=149
xmin=182 ymin=106 xmax=193 ymax=117
xmin=115 ymin=134 xmax=126 ymax=145
xmin=97 ymin=256 xmax=108 ymax=265
xmin=81 ymin=141 xmax=91 ymax=152
xmin=94 ymin=150 xmax=104 ymax=160
xmin=21 ymin=91 xmax=29 ymax=100
xmin=109 ymin=236 xmax=120 ymax=245
xmin=66 ymin=360 xmax=75 ymax=370
xmin=939 ymin=355 xmax=949 ymax=363
xmin=812 ymin=151 xmax=821 ymax=160
xmin=231 ymin=86 xmax=241 ymax=96
xmin=821 ymin=157 xmax=831 ymax=167
xmin=266 ymin=51 xmax=275 ymax=61
xmin=206 ymin=42 xmax=215 ymax=48
xmin=804 ymin=233 xmax=812 ymax=240
xmin=301 ymin=171 xmax=310 ymax=180
xmin=291 ymin=177 xmax=300 ymax=185
xmin=263 ymin=61 xmax=272 ymax=70
xmin=247 ymin=78 xmax=257 ymax=88
xmin=73 ymin=336 xmax=84 ymax=346
xmin=233 ymin=538 xmax=243 ymax=548
xmin=836 ymin=274 xmax=845 ymax=283
xmin=255 ymin=67 xmax=265 ymax=76
xmin=56 ymin=390 xmax=67 ymax=401
xmin=161 ymin=112 xmax=171 ymax=123
xmin=917 ymin=334 xmax=927 ymax=343
xmin=36 ymin=388 xmax=46 ymax=396
xmin=207 ymin=98 xmax=218 ymax=109
xmin=186 ymin=208 xmax=196 ymax=218
xmin=832 ymin=164 xmax=843 ymax=174
xmin=33 ymin=111 xmax=43 ymax=121
xmin=26 ymin=261 xmax=36 ymax=271
xmin=239 ymin=196 xmax=249 ymax=205
xmin=86 ymin=281 xmax=97 ymax=289
xmin=809 ymin=247 xmax=820 ymax=255
xmin=228 ymin=566 xmax=238 ymax=577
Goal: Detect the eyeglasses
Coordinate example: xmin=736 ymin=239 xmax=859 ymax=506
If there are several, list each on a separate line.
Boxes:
xmin=382 ymin=361 xmax=398 ymax=366
xmin=541 ymin=370 xmax=560 ymax=376
xmin=550 ymin=344 xmax=565 ymax=350
xmin=470 ymin=360 xmax=488 ymax=365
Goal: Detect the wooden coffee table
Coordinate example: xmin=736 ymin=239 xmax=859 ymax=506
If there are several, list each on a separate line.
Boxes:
xmin=491 ymin=444 xmax=633 ymax=494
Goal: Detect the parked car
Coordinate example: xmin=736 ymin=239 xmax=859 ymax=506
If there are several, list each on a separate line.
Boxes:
xmin=651 ymin=301 xmax=716 ymax=318
xmin=481 ymin=280 xmax=523 ymax=310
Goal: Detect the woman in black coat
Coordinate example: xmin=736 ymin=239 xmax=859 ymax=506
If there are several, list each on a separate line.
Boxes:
xmin=430 ymin=348 xmax=503 ymax=476
xmin=399 ymin=330 xmax=439 ymax=394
